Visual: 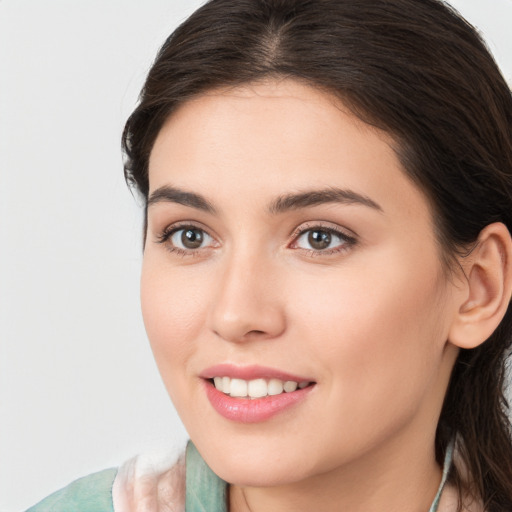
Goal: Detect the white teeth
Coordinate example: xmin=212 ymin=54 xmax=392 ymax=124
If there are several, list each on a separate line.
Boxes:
xmin=222 ymin=376 xmax=231 ymax=394
xmin=283 ymin=381 xmax=298 ymax=392
xmin=212 ymin=376 xmax=311 ymax=398
xmin=248 ymin=378 xmax=267 ymax=398
xmin=230 ymin=378 xmax=248 ymax=397
xmin=268 ymin=378 xmax=284 ymax=396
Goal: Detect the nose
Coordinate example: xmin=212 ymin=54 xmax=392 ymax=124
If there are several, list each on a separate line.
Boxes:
xmin=207 ymin=250 xmax=286 ymax=343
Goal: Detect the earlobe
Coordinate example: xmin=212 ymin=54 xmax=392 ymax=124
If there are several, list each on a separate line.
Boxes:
xmin=448 ymin=222 xmax=512 ymax=350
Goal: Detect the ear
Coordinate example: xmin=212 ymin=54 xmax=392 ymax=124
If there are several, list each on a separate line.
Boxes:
xmin=448 ymin=222 xmax=512 ymax=349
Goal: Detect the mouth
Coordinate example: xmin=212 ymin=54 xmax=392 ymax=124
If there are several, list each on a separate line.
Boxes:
xmin=200 ymin=365 xmax=316 ymax=423
xmin=209 ymin=376 xmax=313 ymax=399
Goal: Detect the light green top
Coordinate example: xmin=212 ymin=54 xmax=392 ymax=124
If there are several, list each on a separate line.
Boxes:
xmin=26 ymin=468 xmax=116 ymax=512
xmin=185 ymin=441 xmax=227 ymax=512
xmin=26 ymin=440 xmax=453 ymax=512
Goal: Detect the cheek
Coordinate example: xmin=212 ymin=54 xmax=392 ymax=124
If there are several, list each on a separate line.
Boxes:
xmin=290 ymin=247 xmax=449 ymax=412
xmin=140 ymin=257 xmax=207 ymax=382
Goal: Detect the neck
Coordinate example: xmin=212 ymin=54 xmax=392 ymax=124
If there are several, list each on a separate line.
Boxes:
xmin=229 ymin=431 xmax=443 ymax=512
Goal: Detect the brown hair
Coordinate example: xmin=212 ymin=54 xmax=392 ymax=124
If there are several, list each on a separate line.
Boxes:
xmin=122 ymin=0 xmax=512 ymax=509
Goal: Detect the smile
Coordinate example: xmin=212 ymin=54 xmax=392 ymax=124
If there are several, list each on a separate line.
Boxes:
xmin=200 ymin=365 xmax=316 ymax=423
xmin=211 ymin=376 xmax=311 ymax=398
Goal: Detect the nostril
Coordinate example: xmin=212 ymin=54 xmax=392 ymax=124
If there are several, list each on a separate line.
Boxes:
xmin=209 ymin=299 xmax=286 ymax=343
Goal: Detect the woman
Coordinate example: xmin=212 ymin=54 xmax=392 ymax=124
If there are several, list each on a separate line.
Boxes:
xmin=27 ymin=0 xmax=512 ymax=511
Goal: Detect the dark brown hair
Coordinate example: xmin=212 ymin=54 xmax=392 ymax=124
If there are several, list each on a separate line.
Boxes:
xmin=122 ymin=0 xmax=512 ymax=509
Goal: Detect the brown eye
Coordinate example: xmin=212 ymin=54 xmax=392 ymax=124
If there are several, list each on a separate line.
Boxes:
xmin=294 ymin=226 xmax=353 ymax=253
xmin=181 ymin=228 xmax=204 ymax=248
xmin=308 ymin=230 xmax=332 ymax=250
xmin=169 ymin=227 xmax=212 ymax=250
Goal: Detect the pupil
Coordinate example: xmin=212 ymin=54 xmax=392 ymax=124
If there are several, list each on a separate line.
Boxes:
xmin=308 ymin=230 xmax=331 ymax=250
xmin=182 ymin=229 xmax=203 ymax=249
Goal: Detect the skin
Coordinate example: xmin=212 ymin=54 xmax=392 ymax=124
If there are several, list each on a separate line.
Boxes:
xmin=141 ymin=79 xmax=466 ymax=512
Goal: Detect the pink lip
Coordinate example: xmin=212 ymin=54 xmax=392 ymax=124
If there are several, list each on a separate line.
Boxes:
xmin=203 ymin=381 xmax=314 ymax=423
xmin=200 ymin=364 xmax=316 ymax=423
xmin=200 ymin=364 xmax=313 ymax=383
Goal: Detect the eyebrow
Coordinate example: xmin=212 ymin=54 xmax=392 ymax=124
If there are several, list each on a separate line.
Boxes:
xmin=147 ymin=185 xmax=383 ymax=215
xmin=268 ymin=187 xmax=383 ymax=214
xmin=147 ymin=185 xmax=216 ymax=213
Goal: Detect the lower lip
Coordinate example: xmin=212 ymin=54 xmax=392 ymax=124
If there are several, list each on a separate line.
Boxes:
xmin=203 ymin=380 xmax=314 ymax=423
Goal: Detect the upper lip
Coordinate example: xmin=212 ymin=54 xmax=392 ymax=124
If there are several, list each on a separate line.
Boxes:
xmin=199 ymin=364 xmax=314 ymax=382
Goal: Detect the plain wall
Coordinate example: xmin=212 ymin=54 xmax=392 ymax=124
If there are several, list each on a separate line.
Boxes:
xmin=1 ymin=1 xmax=511 ymax=510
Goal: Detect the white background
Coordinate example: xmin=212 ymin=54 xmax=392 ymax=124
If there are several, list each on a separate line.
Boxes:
xmin=1 ymin=1 xmax=511 ymax=511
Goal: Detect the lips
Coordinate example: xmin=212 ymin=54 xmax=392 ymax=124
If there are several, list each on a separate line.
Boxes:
xmin=200 ymin=364 xmax=316 ymax=423
xmin=200 ymin=364 xmax=313 ymax=382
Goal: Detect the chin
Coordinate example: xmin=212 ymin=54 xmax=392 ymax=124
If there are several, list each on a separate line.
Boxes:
xmin=189 ymin=431 xmax=320 ymax=487
xmin=211 ymin=455 xmax=311 ymax=487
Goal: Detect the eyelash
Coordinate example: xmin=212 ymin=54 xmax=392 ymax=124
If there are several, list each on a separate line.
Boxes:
xmin=289 ymin=223 xmax=357 ymax=256
xmin=156 ymin=222 xmax=215 ymax=257
xmin=156 ymin=222 xmax=357 ymax=257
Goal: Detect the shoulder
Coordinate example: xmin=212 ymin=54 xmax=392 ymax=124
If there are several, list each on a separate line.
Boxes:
xmin=25 ymin=446 xmax=187 ymax=512
xmin=26 ymin=468 xmax=117 ymax=512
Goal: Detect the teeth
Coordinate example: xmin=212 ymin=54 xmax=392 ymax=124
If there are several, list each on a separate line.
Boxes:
xmin=230 ymin=378 xmax=248 ymax=397
xmin=212 ymin=377 xmax=311 ymax=398
xmin=283 ymin=381 xmax=298 ymax=392
xmin=222 ymin=376 xmax=231 ymax=394
xmin=248 ymin=378 xmax=267 ymax=398
xmin=268 ymin=378 xmax=284 ymax=396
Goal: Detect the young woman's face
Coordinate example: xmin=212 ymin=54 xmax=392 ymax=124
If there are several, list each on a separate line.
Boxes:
xmin=141 ymin=80 xmax=460 ymax=486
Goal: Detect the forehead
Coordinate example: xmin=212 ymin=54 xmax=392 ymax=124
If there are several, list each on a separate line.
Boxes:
xmin=148 ymin=79 xmax=432 ymax=228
